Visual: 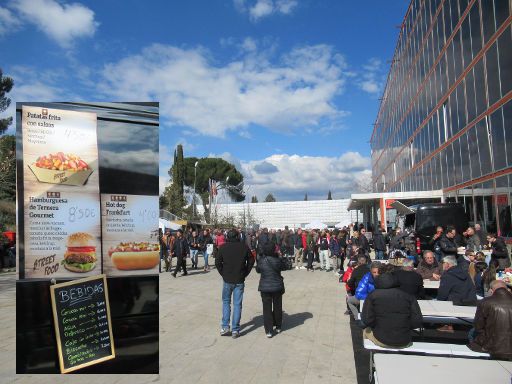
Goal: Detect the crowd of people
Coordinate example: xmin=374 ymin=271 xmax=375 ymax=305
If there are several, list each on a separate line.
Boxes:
xmin=340 ymin=224 xmax=512 ymax=361
xmin=159 ymin=223 xmax=512 ymax=360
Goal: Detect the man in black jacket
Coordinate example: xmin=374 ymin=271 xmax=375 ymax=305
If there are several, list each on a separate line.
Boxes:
xmin=361 ymin=272 xmax=423 ymax=348
xmin=373 ymin=228 xmax=386 ymax=260
xmin=171 ymin=229 xmax=189 ymax=278
xmin=359 ymin=228 xmax=371 ymax=255
xmin=215 ymin=229 xmax=255 ymax=338
xmin=437 ymin=256 xmax=476 ymax=304
xmin=394 ymin=258 xmax=425 ymax=299
xmin=487 ymin=233 xmax=511 ymax=270
xmin=439 ymin=226 xmax=458 ymax=258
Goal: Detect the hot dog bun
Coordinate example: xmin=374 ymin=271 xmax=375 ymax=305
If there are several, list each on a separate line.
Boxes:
xmin=111 ymin=251 xmax=159 ymax=270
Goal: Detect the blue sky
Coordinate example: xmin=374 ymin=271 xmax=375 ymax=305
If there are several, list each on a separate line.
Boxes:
xmin=1 ymin=0 xmax=408 ymax=201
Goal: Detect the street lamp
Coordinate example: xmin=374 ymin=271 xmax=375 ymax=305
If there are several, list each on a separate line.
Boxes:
xmin=193 ymin=161 xmax=198 ymax=218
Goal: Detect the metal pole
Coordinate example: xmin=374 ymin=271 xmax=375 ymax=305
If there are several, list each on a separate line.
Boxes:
xmin=194 ymin=161 xmax=198 ymax=218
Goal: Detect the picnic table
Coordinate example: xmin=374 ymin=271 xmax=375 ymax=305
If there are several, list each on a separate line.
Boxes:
xmin=422 ymin=279 xmax=440 ymax=289
xmin=373 ymin=354 xmax=512 ymax=384
xmin=418 ymin=300 xmax=476 ymax=324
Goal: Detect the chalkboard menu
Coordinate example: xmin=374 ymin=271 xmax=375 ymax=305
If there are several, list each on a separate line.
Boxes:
xmin=50 ymin=274 xmax=115 ymax=373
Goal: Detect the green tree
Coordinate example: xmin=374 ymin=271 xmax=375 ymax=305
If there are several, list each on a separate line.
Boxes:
xmin=0 ymin=69 xmax=13 ymax=135
xmin=162 ymin=145 xmax=186 ymax=217
xmin=264 ymin=193 xmax=276 ymax=202
xmin=327 ymin=190 xmax=332 ymax=200
xmin=0 ymin=135 xmax=15 ymax=201
xmin=304 ymin=193 xmax=308 ymax=201
xmin=251 ymin=195 xmax=258 ymax=203
xmin=168 ymin=156 xmax=244 ymax=222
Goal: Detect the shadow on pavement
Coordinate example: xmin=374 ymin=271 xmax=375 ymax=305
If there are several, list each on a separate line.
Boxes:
xmin=349 ymin=316 xmax=371 ymax=384
xmin=241 ymin=311 xmax=313 ymax=336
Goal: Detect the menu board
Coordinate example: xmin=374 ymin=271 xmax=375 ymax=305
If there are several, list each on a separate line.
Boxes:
xmin=22 ymin=106 xmax=101 ymax=278
xmin=50 ymin=274 xmax=115 ymax=373
xmin=101 ymin=194 xmax=159 ymax=275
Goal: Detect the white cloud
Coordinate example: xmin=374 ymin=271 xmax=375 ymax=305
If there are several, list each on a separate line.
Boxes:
xmin=210 ymin=152 xmax=372 ymax=202
xmin=358 ymin=57 xmax=384 ymax=95
xmin=99 ymin=43 xmax=348 ymax=138
xmin=9 ymin=0 xmax=98 ymax=48
xmin=234 ymin=0 xmax=298 ymax=21
xmin=0 ymin=6 xmax=22 ymax=36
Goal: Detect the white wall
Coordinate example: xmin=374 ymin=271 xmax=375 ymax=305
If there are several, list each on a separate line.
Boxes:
xmin=199 ymin=199 xmax=360 ymax=229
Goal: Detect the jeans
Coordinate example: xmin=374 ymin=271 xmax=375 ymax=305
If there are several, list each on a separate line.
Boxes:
xmin=203 ymin=250 xmax=209 ymax=267
xmin=222 ymin=282 xmax=244 ymax=332
xmin=319 ymin=249 xmax=330 ymax=269
xmin=190 ymin=250 xmax=199 ymax=267
xmin=375 ymin=250 xmax=385 ymax=260
xmin=347 ymin=294 xmax=360 ymax=319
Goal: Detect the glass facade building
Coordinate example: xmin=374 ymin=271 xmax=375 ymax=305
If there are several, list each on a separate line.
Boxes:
xmin=371 ymin=0 xmax=512 ymax=236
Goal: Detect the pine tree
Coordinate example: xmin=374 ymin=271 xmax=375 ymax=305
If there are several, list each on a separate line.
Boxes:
xmin=304 ymin=193 xmax=308 ymax=201
xmin=264 ymin=193 xmax=276 ymax=202
xmin=327 ymin=190 xmax=332 ymax=200
xmin=251 ymin=196 xmax=258 ymax=203
xmin=0 ymin=69 xmax=14 ymax=135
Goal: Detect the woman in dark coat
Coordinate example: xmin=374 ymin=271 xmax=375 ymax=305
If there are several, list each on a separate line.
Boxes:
xmin=256 ymin=240 xmax=287 ymax=338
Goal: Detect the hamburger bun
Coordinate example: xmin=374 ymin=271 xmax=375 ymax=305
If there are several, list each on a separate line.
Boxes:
xmin=66 ymin=232 xmax=95 ymax=247
xmin=111 ymin=251 xmax=159 ymax=270
xmin=63 ymin=232 xmax=97 ymax=273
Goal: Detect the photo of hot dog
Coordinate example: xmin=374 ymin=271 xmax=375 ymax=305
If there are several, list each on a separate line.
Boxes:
xmin=108 ymin=242 xmax=159 ymax=270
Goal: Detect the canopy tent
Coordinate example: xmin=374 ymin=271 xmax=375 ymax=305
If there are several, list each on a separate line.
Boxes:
xmin=304 ymin=221 xmax=328 ymax=230
xmin=159 ymin=218 xmax=182 ymax=231
xmin=334 ymin=219 xmax=353 ymax=228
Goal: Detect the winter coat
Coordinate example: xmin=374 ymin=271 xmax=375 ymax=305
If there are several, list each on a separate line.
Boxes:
xmin=215 ymin=234 xmax=225 ymax=248
xmin=198 ymin=234 xmax=213 ymax=251
xmin=347 ymin=264 xmax=370 ymax=293
xmin=215 ymin=241 xmax=254 ymax=284
xmin=394 ymin=269 xmax=425 ymax=299
xmin=330 ymin=237 xmax=341 ymax=256
xmin=416 ymin=258 xmax=442 ymax=280
xmin=469 ymin=288 xmax=512 ymax=360
xmin=256 ymin=255 xmax=286 ymax=293
xmin=171 ymin=237 xmax=189 ymax=258
xmin=491 ymin=237 xmax=511 ymax=269
xmin=361 ymin=273 xmax=423 ymax=347
xmin=438 ymin=234 xmax=457 ymax=258
xmin=342 ymin=266 xmax=354 ymax=293
xmin=189 ymin=235 xmax=201 ymax=250
xmin=359 ymin=234 xmax=370 ymax=253
xmin=437 ymin=265 xmax=477 ymax=305
xmin=465 ymin=234 xmax=481 ymax=252
xmin=355 ymin=272 xmax=375 ymax=300
xmin=373 ymin=230 xmax=386 ymax=251
xmin=389 ymin=233 xmax=407 ymax=250
xmin=319 ymin=236 xmax=329 ymax=251
xmin=294 ymin=232 xmax=303 ymax=249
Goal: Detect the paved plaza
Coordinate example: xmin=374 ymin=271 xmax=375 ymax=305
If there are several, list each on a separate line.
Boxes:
xmin=0 ymin=260 xmax=357 ymax=383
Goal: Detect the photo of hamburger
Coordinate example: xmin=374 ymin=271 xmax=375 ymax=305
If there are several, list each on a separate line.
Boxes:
xmin=62 ymin=232 xmax=97 ymax=273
